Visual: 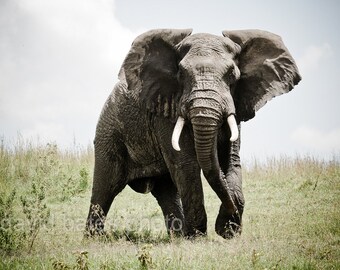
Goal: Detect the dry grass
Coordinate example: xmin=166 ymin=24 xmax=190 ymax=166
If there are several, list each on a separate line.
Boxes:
xmin=0 ymin=138 xmax=339 ymax=269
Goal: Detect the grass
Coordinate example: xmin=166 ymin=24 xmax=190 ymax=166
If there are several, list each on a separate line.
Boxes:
xmin=0 ymin=137 xmax=339 ymax=269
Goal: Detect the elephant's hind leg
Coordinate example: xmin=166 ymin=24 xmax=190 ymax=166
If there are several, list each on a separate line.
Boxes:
xmin=151 ymin=174 xmax=184 ymax=236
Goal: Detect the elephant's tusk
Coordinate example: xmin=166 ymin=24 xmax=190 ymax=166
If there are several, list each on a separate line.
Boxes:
xmin=227 ymin=114 xmax=239 ymax=142
xmin=200 ymin=169 xmax=207 ymax=182
xmin=171 ymin=116 xmax=185 ymax=151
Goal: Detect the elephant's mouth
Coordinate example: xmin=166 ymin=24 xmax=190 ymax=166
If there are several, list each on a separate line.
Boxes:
xmin=171 ymin=113 xmax=238 ymax=152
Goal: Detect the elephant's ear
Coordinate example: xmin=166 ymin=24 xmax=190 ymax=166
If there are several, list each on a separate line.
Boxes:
xmin=222 ymin=29 xmax=301 ymax=121
xmin=119 ymin=29 xmax=192 ymax=118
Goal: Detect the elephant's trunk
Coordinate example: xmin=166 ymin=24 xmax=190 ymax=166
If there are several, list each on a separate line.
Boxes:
xmin=187 ymin=89 xmax=225 ymax=174
xmin=190 ymin=114 xmax=219 ymax=173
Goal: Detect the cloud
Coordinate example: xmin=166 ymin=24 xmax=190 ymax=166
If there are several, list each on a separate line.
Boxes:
xmin=297 ymin=43 xmax=332 ymax=74
xmin=0 ymin=0 xmax=141 ymax=147
xmin=21 ymin=122 xmax=69 ymax=144
xmin=291 ymin=126 xmax=340 ymax=153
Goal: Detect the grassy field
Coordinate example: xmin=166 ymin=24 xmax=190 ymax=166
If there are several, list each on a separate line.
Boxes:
xmin=0 ymin=138 xmax=339 ymax=269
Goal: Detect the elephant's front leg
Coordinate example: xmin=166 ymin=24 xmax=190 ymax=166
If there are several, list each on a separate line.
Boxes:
xmin=180 ymin=170 xmax=208 ymax=237
xmin=215 ymin=126 xmax=245 ymax=239
xmin=151 ymin=174 xmax=184 ymax=236
xmin=155 ymin=121 xmax=207 ymax=237
xmin=85 ymin=140 xmax=128 ymax=236
xmin=166 ymin=161 xmax=207 ymax=237
xmin=215 ymin=166 xmax=244 ymax=239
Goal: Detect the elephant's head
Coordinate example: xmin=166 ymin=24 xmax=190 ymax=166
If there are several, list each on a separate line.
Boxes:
xmin=119 ymin=29 xmax=301 ymax=236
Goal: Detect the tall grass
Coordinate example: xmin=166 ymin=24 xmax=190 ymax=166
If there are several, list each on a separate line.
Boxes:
xmin=0 ymin=137 xmax=339 ymax=269
xmin=0 ymin=137 xmax=93 ymax=201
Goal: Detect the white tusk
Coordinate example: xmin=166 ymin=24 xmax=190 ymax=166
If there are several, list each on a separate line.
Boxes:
xmin=227 ymin=114 xmax=239 ymax=142
xmin=200 ymin=169 xmax=207 ymax=182
xmin=171 ymin=116 xmax=185 ymax=151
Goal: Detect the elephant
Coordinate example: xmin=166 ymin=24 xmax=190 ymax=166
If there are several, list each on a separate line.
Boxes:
xmin=85 ymin=28 xmax=301 ymax=239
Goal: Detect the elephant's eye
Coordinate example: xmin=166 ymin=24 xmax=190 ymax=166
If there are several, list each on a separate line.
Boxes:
xmin=177 ymin=64 xmax=186 ymax=81
xmin=177 ymin=67 xmax=183 ymax=80
xmin=177 ymin=43 xmax=191 ymax=58
xmin=224 ymin=66 xmax=236 ymax=84
xmin=223 ymin=64 xmax=240 ymax=85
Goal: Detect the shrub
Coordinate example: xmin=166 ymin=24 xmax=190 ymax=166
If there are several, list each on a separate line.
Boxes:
xmin=0 ymin=190 xmax=25 ymax=254
xmin=20 ymin=180 xmax=50 ymax=253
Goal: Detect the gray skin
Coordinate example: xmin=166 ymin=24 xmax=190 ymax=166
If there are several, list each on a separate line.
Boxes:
xmin=85 ymin=29 xmax=301 ymax=239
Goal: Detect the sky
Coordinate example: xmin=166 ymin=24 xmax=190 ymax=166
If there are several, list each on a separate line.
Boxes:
xmin=0 ymin=0 xmax=339 ymax=161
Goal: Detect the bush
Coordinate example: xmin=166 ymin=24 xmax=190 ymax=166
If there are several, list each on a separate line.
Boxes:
xmin=0 ymin=190 xmax=25 ymax=254
xmin=20 ymin=180 xmax=50 ymax=253
xmin=59 ymin=167 xmax=90 ymax=202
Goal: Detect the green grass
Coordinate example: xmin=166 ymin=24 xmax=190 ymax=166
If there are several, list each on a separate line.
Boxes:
xmin=0 ymin=138 xmax=339 ymax=269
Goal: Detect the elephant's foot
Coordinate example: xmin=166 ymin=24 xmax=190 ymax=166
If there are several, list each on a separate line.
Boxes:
xmin=183 ymin=223 xmax=207 ymax=239
xmin=215 ymin=205 xmax=242 ymax=239
xmin=84 ymin=204 xmax=106 ymax=237
xmin=164 ymin=214 xmax=184 ymax=237
xmin=184 ymin=230 xmax=207 ymax=240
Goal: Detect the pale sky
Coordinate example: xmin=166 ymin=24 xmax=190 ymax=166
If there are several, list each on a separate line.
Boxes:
xmin=0 ymin=0 xmax=339 ymax=161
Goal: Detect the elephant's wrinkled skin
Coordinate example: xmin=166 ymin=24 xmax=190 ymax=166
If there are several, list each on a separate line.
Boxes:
xmin=85 ymin=29 xmax=301 ymax=239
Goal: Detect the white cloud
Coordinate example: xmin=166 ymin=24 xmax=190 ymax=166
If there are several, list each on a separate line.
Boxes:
xmin=297 ymin=43 xmax=332 ymax=74
xmin=291 ymin=126 xmax=340 ymax=153
xmin=16 ymin=0 xmax=137 ymax=64
xmin=21 ymin=122 xmax=68 ymax=145
xmin=0 ymin=0 xmax=141 ymax=147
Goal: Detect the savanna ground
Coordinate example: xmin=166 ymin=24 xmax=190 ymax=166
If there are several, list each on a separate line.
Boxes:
xmin=0 ymin=137 xmax=339 ymax=269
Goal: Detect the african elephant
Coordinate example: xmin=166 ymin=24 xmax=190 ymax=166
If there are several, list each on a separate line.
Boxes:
xmin=85 ymin=29 xmax=301 ymax=239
